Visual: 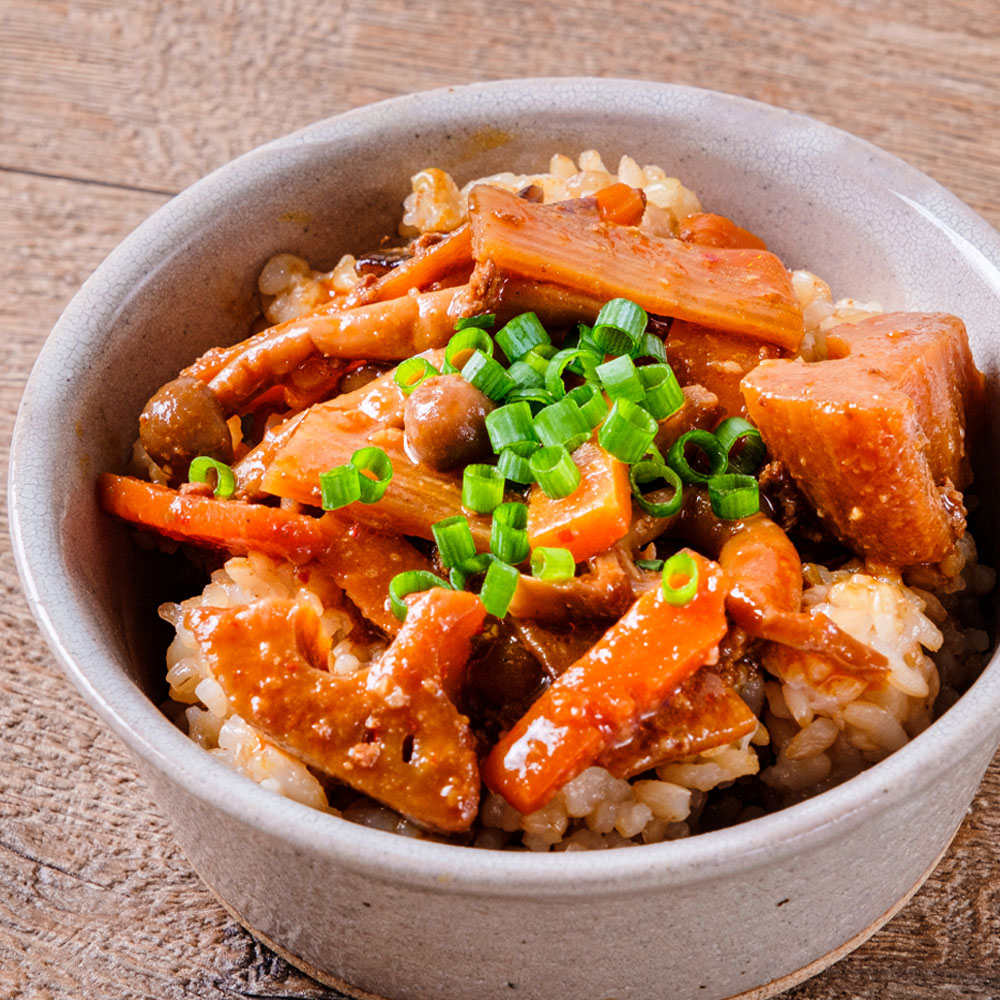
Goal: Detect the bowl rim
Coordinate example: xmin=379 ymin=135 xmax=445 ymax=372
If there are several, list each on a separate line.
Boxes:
xmin=10 ymin=76 xmax=1000 ymax=897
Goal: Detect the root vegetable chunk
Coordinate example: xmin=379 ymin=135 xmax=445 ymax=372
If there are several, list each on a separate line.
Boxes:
xmin=742 ymin=312 xmax=984 ymax=567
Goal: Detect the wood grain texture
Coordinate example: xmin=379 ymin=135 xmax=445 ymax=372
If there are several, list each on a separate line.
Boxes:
xmin=2 ymin=1 xmax=999 ymax=997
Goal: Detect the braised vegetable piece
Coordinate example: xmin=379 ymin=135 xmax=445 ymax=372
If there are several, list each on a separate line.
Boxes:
xmin=186 ymin=588 xmax=485 ymax=833
xmin=403 ymin=373 xmax=496 ymax=472
xmin=481 ymin=552 xmax=728 ymax=815
xmin=594 ymin=182 xmax=647 ymax=226
xmin=742 ymin=312 xmax=984 ymax=567
xmin=467 ymin=184 xmax=804 ymax=350
xmin=677 ymin=212 xmax=768 ymax=251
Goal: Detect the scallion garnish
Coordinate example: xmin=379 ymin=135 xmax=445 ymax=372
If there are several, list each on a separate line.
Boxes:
xmin=389 ymin=570 xmax=453 ymax=621
xmin=631 ymin=331 xmax=668 ymax=364
xmin=455 ymin=312 xmax=496 ymax=331
xmin=592 ymin=297 xmax=648 ymax=355
xmin=462 ymin=464 xmax=505 ymax=513
xmin=460 ymin=350 xmax=515 ymax=401
xmin=566 ymin=383 xmax=609 ymax=429
xmin=596 ymin=354 xmax=645 ymax=403
xmin=530 ymin=546 xmax=576 ymax=581
xmin=497 ymin=441 xmax=540 ymax=484
xmin=443 ymin=327 xmax=494 ymax=373
xmin=638 ymin=363 xmax=685 ymax=420
xmin=714 ymin=417 xmax=767 ymax=475
xmin=544 ymin=348 xmax=599 ymax=399
xmin=393 ymin=356 xmax=439 ymax=396
xmin=188 ymin=456 xmax=236 ymax=498
xmin=319 ymin=464 xmax=361 ymax=510
xmin=350 ymin=446 xmax=393 ymax=503
xmin=629 ymin=460 xmax=684 ymax=517
xmin=521 ymin=344 xmax=559 ymax=377
xmin=635 ymin=558 xmax=665 ymax=572
xmin=708 ymin=473 xmax=760 ymax=519
xmin=449 ymin=552 xmax=493 ymax=591
xmin=506 ymin=359 xmax=545 ymax=390
xmin=661 ymin=550 xmax=699 ymax=606
xmin=529 ymin=444 xmax=581 ymax=499
xmin=598 ymin=398 xmax=658 ymax=464
xmin=432 ymin=515 xmax=477 ymax=568
xmin=479 ymin=557 xmax=520 ymax=618
xmin=533 ymin=396 xmax=590 ymax=452
xmin=485 ymin=401 xmax=539 ymax=453
xmin=667 ymin=429 xmax=729 ymax=484
xmin=505 ymin=386 xmax=556 ymax=410
xmin=490 ymin=502 xmax=530 ymax=564
xmin=495 ymin=311 xmax=550 ymax=361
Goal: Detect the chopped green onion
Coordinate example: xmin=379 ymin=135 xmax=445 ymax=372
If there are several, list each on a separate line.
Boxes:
xmin=431 ymin=515 xmax=477 ymax=568
xmin=506 ymin=359 xmax=545 ymax=390
xmin=667 ymin=429 xmax=728 ymax=484
xmin=189 ymin=456 xmax=236 ymax=498
xmin=708 ymin=473 xmax=760 ymax=519
xmin=533 ymin=396 xmax=590 ymax=452
xmin=530 ymin=546 xmax=576 ymax=581
xmin=319 ymin=465 xmax=361 ymax=510
xmin=632 ymin=331 xmax=668 ymax=363
xmin=490 ymin=502 xmax=530 ymax=564
xmin=443 ymin=327 xmax=494 ymax=373
xmin=497 ymin=441 xmax=540 ymax=484
xmin=638 ymin=363 xmax=685 ymax=420
xmin=598 ymin=399 xmax=658 ymax=464
xmin=393 ymin=356 xmax=439 ymax=397
xmin=461 ymin=350 xmax=515 ymax=401
xmin=521 ymin=344 xmax=559 ymax=376
xmin=495 ymin=311 xmax=550 ymax=361
xmin=479 ymin=557 xmax=520 ymax=618
xmin=715 ymin=417 xmax=767 ymax=475
xmin=530 ymin=445 xmax=581 ymax=499
xmin=485 ymin=401 xmax=538 ymax=453
xmin=575 ymin=322 xmax=602 ymax=355
xmin=389 ymin=570 xmax=452 ymax=621
xmin=592 ymin=298 xmax=648 ymax=355
xmin=596 ymin=354 xmax=645 ymax=403
xmin=544 ymin=348 xmax=599 ymax=399
xmin=635 ymin=558 xmax=665 ymax=572
xmin=629 ymin=460 xmax=684 ymax=517
xmin=462 ymin=464 xmax=505 ymax=513
xmin=350 ymin=446 xmax=393 ymax=504
xmin=505 ymin=387 xmax=556 ymax=410
xmin=449 ymin=553 xmax=494 ymax=591
xmin=661 ymin=550 xmax=699 ymax=606
xmin=455 ymin=312 xmax=496 ymax=331
xmin=566 ymin=383 xmax=609 ymax=429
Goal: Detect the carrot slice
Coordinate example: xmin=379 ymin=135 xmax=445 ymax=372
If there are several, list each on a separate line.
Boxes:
xmin=678 ymin=212 xmax=768 ymax=251
xmin=468 ymin=184 xmax=803 ymax=350
xmin=481 ymin=552 xmax=728 ymax=815
xmin=186 ymin=588 xmax=485 ymax=833
xmin=595 ymin=183 xmax=647 ymax=226
xmin=97 ymin=473 xmax=334 ymax=563
xmin=526 ymin=440 xmax=631 ymax=563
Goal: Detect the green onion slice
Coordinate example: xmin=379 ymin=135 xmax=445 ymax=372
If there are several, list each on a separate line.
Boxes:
xmin=319 ymin=465 xmax=361 ymax=510
xmin=462 ymin=464 xmax=505 ymax=513
xmin=490 ymin=502 xmax=530 ymax=565
xmin=479 ymin=557 xmax=520 ymax=618
xmin=506 ymin=359 xmax=545 ymax=390
xmin=566 ymin=383 xmax=609 ymax=429
xmin=495 ymin=311 xmax=550 ymax=362
xmin=350 ymin=446 xmax=393 ymax=504
xmin=454 ymin=312 xmax=496 ymax=331
xmin=505 ymin=387 xmax=556 ymax=411
xmin=533 ymin=396 xmax=591 ymax=452
xmin=667 ymin=429 xmax=728 ymax=484
xmin=598 ymin=399 xmax=658 ymax=464
xmin=596 ymin=354 xmax=645 ymax=403
xmin=521 ymin=344 xmax=559 ymax=377
xmin=530 ymin=445 xmax=581 ymax=499
xmin=631 ymin=331 xmax=668 ymax=363
xmin=635 ymin=558 xmax=665 ymax=572
xmin=661 ymin=550 xmax=699 ymax=607
xmin=431 ymin=515 xmax=477 ymax=568
xmin=544 ymin=348 xmax=599 ymax=399
xmin=708 ymin=473 xmax=760 ymax=519
xmin=629 ymin=460 xmax=684 ymax=518
xmin=638 ymin=364 xmax=685 ymax=420
xmin=530 ymin=546 xmax=576 ymax=581
xmin=394 ymin=356 xmax=439 ymax=397
xmin=460 ymin=350 xmax=515 ymax=402
xmin=449 ymin=553 xmax=493 ymax=591
xmin=389 ymin=570 xmax=452 ymax=621
xmin=715 ymin=417 xmax=767 ymax=475
xmin=485 ymin=401 xmax=538 ymax=453
xmin=189 ymin=456 xmax=236 ymax=498
xmin=497 ymin=441 xmax=540 ymax=484
xmin=592 ymin=298 xmax=648 ymax=355
xmin=443 ymin=327 xmax=494 ymax=373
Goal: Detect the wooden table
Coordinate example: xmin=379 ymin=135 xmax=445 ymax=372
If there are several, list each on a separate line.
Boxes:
xmin=2 ymin=2 xmax=999 ymax=996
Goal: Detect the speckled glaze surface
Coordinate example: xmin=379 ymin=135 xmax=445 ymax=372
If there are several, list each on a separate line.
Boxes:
xmin=10 ymin=79 xmax=1000 ymax=1000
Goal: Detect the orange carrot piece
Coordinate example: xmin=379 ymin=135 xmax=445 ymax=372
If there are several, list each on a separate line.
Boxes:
xmin=481 ymin=551 xmax=728 ymax=815
xmin=526 ymin=441 xmax=631 ymax=563
xmin=595 ymin=183 xmax=647 ymax=226
xmin=97 ymin=473 xmax=335 ymax=563
xmin=468 ymin=184 xmax=803 ymax=350
xmin=678 ymin=212 xmax=768 ymax=251
xmin=187 ymin=587 xmax=485 ymax=832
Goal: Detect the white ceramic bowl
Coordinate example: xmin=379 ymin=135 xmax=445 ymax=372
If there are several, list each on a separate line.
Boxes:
xmin=10 ymin=79 xmax=1000 ymax=1000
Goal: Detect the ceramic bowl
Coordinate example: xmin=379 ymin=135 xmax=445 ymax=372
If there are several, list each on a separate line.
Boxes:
xmin=10 ymin=79 xmax=1000 ymax=1000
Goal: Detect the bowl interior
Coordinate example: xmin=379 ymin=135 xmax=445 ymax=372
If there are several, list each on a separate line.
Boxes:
xmin=11 ymin=79 xmax=1000 ymax=876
